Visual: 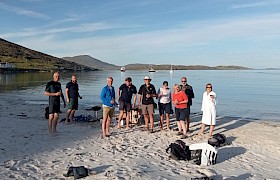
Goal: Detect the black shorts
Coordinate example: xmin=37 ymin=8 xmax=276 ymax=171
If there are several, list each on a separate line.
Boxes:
xmin=119 ymin=101 xmax=131 ymax=112
xmin=49 ymin=100 xmax=60 ymax=114
xmin=158 ymin=102 xmax=172 ymax=115
xmin=175 ymin=108 xmax=189 ymax=121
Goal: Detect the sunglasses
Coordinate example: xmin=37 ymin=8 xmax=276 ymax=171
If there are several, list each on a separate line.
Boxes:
xmin=181 ymin=81 xmax=186 ymax=82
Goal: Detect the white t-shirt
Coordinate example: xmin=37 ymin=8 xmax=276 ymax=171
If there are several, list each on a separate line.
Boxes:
xmin=157 ymin=87 xmax=171 ymax=104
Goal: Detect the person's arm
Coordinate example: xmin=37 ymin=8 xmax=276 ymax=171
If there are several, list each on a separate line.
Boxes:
xmin=176 ymin=92 xmax=188 ymax=105
xmin=172 ymin=93 xmax=176 ymax=105
xmin=138 ymin=86 xmax=142 ymax=107
xmin=138 ymin=94 xmax=142 ymax=108
xmin=157 ymin=88 xmax=161 ymax=99
xmin=44 ymin=91 xmax=61 ymax=96
xmin=100 ymin=87 xmax=106 ymax=103
xmin=60 ymin=86 xmax=66 ymax=107
xmin=118 ymin=88 xmax=121 ymax=102
xmin=112 ymin=87 xmax=116 ymax=104
xmin=152 ymin=85 xmax=157 ymax=98
xmin=65 ymin=88 xmax=69 ymax=103
xmin=132 ymin=93 xmax=137 ymax=108
xmin=190 ymin=86 xmax=195 ymax=99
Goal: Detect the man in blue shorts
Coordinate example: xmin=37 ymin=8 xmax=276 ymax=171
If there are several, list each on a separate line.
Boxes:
xmin=44 ymin=72 xmax=66 ymax=134
xmin=65 ymin=74 xmax=82 ymax=124
xmin=118 ymin=77 xmax=137 ymax=129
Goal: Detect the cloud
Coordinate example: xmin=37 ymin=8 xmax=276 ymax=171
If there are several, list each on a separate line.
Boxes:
xmin=10 ymin=13 xmax=280 ymax=67
xmin=0 ymin=2 xmax=49 ymax=20
xmin=230 ymin=0 xmax=280 ymax=9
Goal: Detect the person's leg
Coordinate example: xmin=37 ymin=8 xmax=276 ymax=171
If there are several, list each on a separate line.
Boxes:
xmin=142 ymin=105 xmax=149 ymax=129
xmin=199 ymin=123 xmax=206 ymax=135
xmin=106 ymin=107 xmax=114 ymax=135
xmin=118 ymin=110 xmax=124 ymax=128
xmin=186 ymin=107 xmax=190 ymax=132
xmin=106 ymin=116 xmax=111 ymax=135
xmin=52 ymin=113 xmax=59 ymax=133
xmin=150 ymin=114 xmax=154 ymax=130
xmin=144 ymin=114 xmax=149 ymax=129
xmin=102 ymin=116 xmax=107 ymax=138
xmin=69 ymin=110 xmax=75 ymax=123
xmin=66 ymin=109 xmax=71 ymax=124
xmin=147 ymin=104 xmax=155 ymax=130
xmin=209 ymin=125 xmax=215 ymax=137
xmin=166 ymin=114 xmax=170 ymax=129
xmin=102 ymin=107 xmax=109 ymax=138
xmin=160 ymin=114 xmax=164 ymax=130
xmin=126 ymin=103 xmax=131 ymax=129
xmin=48 ymin=114 xmax=54 ymax=134
xmin=180 ymin=120 xmax=187 ymax=135
xmin=177 ymin=121 xmax=182 ymax=133
xmin=126 ymin=111 xmax=131 ymax=129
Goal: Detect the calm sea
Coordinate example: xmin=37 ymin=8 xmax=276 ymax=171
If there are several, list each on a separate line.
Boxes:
xmin=1 ymin=70 xmax=279 ymax=121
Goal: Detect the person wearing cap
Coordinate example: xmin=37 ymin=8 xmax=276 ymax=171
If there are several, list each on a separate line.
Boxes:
xmin=100 ymin=77 xmax=115 ymax=138
xmin=157 ymin=81 xmax=172 ymax=130
xmin=180 ymin=77 xmax=195 ymax=132
xmin=198 ymin=83 xmax=217 ymax=137
xmin=117 ymin=77 xmax=137 ymax=129
xmin=138 ymin=76 xmax=157 ymax=133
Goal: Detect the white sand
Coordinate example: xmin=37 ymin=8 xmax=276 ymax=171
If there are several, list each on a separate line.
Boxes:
xmin=0 ymin=93 xmax=280 ymax=179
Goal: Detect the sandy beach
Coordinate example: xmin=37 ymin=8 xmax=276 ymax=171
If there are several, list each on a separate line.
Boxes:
xmin=0 ymin=93 xmax=280 ymax=179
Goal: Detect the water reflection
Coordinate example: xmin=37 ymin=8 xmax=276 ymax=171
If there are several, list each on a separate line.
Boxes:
xmin=0 ymin=72 xmax=53 ymax=92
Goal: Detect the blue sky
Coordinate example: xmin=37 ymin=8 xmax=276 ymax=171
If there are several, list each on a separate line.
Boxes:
xmin=1 ymin=0 xmax=280 ymax=68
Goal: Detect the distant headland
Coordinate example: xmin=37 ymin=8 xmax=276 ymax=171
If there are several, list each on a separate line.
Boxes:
xmin=1 ymin=38 xmax=250 ymax=72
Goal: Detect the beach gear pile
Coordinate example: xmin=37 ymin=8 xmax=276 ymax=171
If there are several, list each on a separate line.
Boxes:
xmin=166 ymin=134 xmax=228 ymax=166
xmin=74 ymin=115 xmax=94 ymax=122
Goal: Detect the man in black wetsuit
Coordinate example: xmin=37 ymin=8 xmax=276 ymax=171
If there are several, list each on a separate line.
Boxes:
xmin=65 ymin=74 xmax=82 ymax=124
xmin=44 ymin=72 xmax=66 ymax=134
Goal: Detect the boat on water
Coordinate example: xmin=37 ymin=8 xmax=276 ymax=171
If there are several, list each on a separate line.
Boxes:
xmin=120 ymin=67 xmax=125 ymax=72
xmin=148 ymin=68 xmax=156 ymax=72
xmin=170 ymin=64 xmax=173 ymax=73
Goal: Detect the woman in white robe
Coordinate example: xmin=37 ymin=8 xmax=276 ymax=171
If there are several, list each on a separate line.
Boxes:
xmin=198 ymin=83 xmax=217 ymax=137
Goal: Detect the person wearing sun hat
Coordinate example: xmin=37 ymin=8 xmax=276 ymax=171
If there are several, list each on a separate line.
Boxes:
xmin=138 ymin=76 xmax=157 ymax=133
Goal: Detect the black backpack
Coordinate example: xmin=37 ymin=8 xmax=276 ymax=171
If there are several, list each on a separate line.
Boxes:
xmin=166 ymin=140 xmax=191 ymax=160
xmin=208 ymin=133 xmax=227 ymax=147
xmin=63 ymin=166 xmax=89 ymax=179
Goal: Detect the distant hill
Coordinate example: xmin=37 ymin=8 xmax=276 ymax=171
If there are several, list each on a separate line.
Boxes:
xmin=63 ymin=55 xmax=119 ymax=70
xmin=124 ymin=64 xmax=250 ymax=70
xmin=0 ymin=38 xmax=96 ymax=71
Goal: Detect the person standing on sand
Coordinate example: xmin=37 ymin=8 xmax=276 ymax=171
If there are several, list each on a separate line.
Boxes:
xmin=180 ymin=77 xmax=194 ymax=132
xmin=138 ymin=76 xmax=157 ymax=133
xmin=100 ymin=77 xmax=115 ymax=138
xmin=172 ymin=84 xmax=188 ymax=139
xmin=118 ymin=77 xmax=137 ymax=129
xmin=44 ymin=72 xmax=66 ymax=134
xmin=157 ymin=81 xmax=172 ymax=130
xmin=65 ymin=74 xmax=82 ymax=124
xmin=198 ymin=83 xmax=217 ymax=137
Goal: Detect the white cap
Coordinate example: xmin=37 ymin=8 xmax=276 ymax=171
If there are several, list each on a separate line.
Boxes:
xmin=144 ymin=76 xmax=151 ymax=80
